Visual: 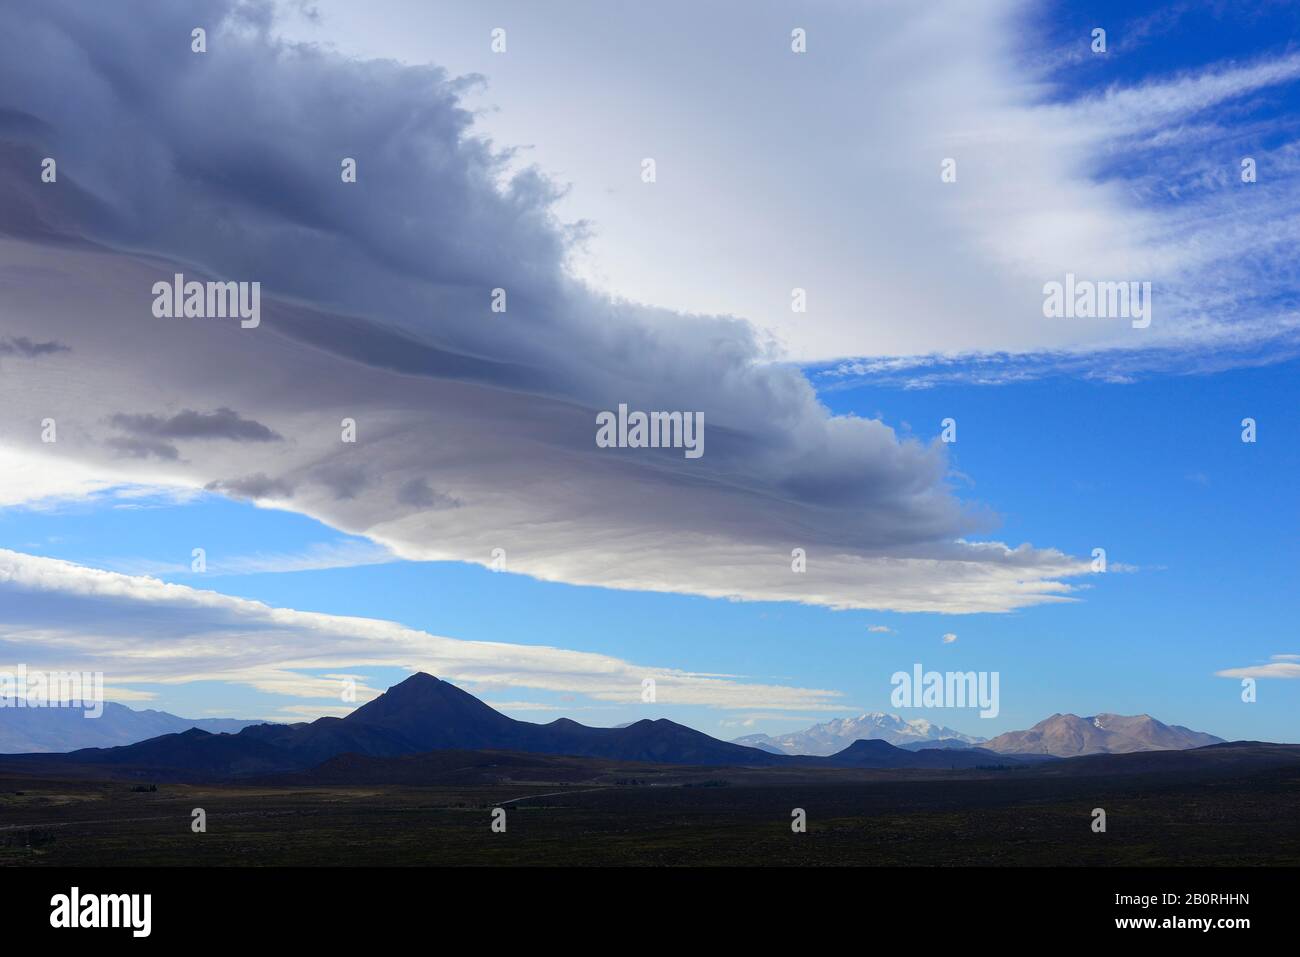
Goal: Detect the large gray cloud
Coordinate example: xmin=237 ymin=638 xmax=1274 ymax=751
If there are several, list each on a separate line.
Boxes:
xmin=265 ymin=0 xmax=1300 ymax=371
xmin=0 ymin=0 xmax=1091 ymax=612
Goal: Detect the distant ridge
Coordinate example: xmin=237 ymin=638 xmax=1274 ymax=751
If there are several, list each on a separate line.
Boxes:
xmin=735 ymin=712 xmax=984 ymax=755
xmin=900 ymin=737 xmax=992 ymax=752
xmin=979 ymin=713 xmax=1223 ymax=756
xmin=0 ymin=700 xmax=263 ymax=753
xmin=734 ymin=711 xmax=1227 ymax=759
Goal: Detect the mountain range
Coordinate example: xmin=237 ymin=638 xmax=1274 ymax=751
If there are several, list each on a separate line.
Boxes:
xmin=0 ymin=700 xmax=262 ymax=753
xmin=979 ymin=712 xmax=1223 ymax=756
xmin=0 ymin=674 xmax=1232 ymax=779
xmin=733 ymin=710 xmax=1222 ymax=757
xmin=2 ymin=674 xmax=786 ymax=776
xmin=734 ymin=712 xmax=985 ymax=755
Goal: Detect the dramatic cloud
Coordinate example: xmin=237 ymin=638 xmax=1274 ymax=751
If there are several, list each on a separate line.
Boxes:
xmin=278 ymin=0 xmax=1300 ymax=375
xmin=0 ymin=549 xmax=846 ymax=713
xmin=0 ymin=0 xmax=1098 ymax=613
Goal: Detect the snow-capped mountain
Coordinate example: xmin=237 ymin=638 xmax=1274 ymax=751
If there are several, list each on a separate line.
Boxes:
xmin=733 ymin=712 xmax=985 ymax=756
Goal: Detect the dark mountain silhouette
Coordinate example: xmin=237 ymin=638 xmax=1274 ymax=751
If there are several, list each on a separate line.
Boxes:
xmin=1027 ymin=740 xmax=1300 ymax=776
xmin=340 ymin=675 xmax=520 ymax=749
xmin=822 ymin=738 xmax=1023 ymax=769
xmin=237 ymin=716 xmax=423 ymax=766
xmin=56 ymin=726 xmax=292 ymax=776
xmin=332 ymin=675 xmax=781 ymax=764
xmin=247 ymin=741 xmax=1300 ymax=789
xmin=0 ymin=673 xmax=785 ymax=776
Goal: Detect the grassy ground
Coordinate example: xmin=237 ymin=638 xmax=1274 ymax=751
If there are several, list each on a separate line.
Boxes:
xmin=1 ymin=763 xmax=1296 ymax=866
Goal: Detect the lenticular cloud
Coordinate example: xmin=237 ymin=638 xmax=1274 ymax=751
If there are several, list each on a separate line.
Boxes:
xmin=0 ymin=0 xmax=1090 ymax=613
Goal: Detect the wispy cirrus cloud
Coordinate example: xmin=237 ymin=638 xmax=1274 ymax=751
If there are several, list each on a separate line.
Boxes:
xmin=105 ymin=538 xmax=395 ymax=577
xmin=816 ymin=26 xmax=1300 ymax=385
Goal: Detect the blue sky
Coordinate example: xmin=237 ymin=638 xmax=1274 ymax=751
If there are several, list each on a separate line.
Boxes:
xmin=0 ymin=0 xmax=1295 ymax=742
xmin=3 ymin=355 xmax=1294 ymax=739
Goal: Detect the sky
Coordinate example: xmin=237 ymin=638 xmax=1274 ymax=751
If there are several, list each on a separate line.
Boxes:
xmin=0 ymin=0 xmax=1294 ymax=742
